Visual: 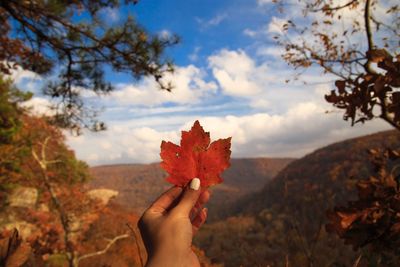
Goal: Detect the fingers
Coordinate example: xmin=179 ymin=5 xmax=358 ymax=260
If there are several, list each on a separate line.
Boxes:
xmin=173 ymin=178 xmax=202 ymax=216
xmin=147 ymin=186 xmax=183 ymax=214
xmin=190 ymin=189 xmax=210 ymax=220
xmin=198 ymin=189 xmax=211 ymax=206
xmin=192 ymin=208 xmax=208 ymax=236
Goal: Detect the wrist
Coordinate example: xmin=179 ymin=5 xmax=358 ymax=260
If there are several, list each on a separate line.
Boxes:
xmin=145 ymin=248 xmax=184 ymax=267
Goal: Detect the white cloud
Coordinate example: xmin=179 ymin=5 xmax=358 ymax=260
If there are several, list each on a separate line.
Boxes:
xmin=208 ymin=49 xmax=265 ymax=97
xmin=243 ymin=28 xmax=257 ymax=37
xmin=66 ymin=53 xmax=390 ymax=167
xmin=68 ymin=100 xmax=391 ymax=165
xmin=196 ymin=13 xmax=228 ymax=29
xmin=189 ymin=46 xmax=202 ymax=62
xmin=256 ymin=46 xmax=284 ymax=58
xmin=207 ymin=48 xmax=333 ymax=113
xmin=268 ymin=17 xmax=287 ymax=34
xmin=5 ymin=64 xmax=41 ymax=84
xmin=207 ymin=13 xmax=227 ymax=26
xmin=68 ymin=124 xmax=180 ymax=165
xmin=64 ymin=0 xmax=393 ymax=167
xmin=110 ymin=65 xmax=217 ymax=106
xmin=21 ymin=97 xmax=55 ymax=117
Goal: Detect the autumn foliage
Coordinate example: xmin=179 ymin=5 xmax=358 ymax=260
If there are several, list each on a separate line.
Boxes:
xmin=326 ymin=148 xmax=400 ymax=261
xmin=0 ymin=78 xmax=135 ymax=267
xmin=160 ymin=120 xmax=231 ymax=187
xmin=326 ymin=49 xmax=400 ymax=128
xmin=275 ymin=0 xmax=399 ymax=130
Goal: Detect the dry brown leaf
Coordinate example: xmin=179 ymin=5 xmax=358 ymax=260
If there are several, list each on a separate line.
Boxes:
xmin=337 ymin=212 xmax=359 ymax=229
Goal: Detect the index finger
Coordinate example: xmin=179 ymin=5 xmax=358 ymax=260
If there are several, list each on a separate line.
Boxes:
xmin=147 ymin=186 xmax=183 ymax=215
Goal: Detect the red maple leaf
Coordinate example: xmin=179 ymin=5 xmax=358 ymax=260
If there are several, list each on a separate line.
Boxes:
xmin=160 ymin=120 xmax=231 ymax=187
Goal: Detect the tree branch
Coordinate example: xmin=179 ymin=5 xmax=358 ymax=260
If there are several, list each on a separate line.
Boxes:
xmin=377 ymin=96 xmax=400 ymax=130
xmin=364 ymin=0 xmax=376 ymax=74
xmin=364 ymin=0 xmax=374 ymax=51
xmin=1 ymin=0 xmax=177 ymax=132
xmin=75 ymin=234 xmax=129 ymax=265
xmin=352 ymin=255 xmax=362 ymax=267
xmin=310 ymin=0 xmax=358 ymax=12
xmin=31 ymin=137 xmax=74 ymax=266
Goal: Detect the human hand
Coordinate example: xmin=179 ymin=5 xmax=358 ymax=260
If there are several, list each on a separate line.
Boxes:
xmin=138 ymin=178 xmax=210 ymax=267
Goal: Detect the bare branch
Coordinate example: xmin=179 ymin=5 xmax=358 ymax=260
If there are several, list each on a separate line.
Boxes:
xmin=31 ymin=136 xmax=74 ymax=266
xmin=352 ymin=255 xmax=362 ymax=267
xmin=75 ymin=234 xmax=130 ymax=265
xmin=310 ymin=0 xmax=358 ymax=12
xmin=364 ymin=0 xmax=376 ymax=74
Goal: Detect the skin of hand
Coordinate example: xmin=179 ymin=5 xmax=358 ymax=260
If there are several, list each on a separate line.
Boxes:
xmin=138 ymin=178 xmax=210 ymax=267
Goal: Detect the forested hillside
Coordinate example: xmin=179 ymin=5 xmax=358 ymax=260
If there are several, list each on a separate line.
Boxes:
xmin=195 ymin=130 xmax=400 ymax=266
xmin=89 ymin=158 xmax=294 ymax=221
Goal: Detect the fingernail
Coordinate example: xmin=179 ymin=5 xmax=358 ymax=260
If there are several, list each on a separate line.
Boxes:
xmin=190 ymin=178 xmax=200 ymax=190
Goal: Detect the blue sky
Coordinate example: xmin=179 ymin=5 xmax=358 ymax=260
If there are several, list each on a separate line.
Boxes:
xmin=13 ymin=0 xmax=392 ymax=165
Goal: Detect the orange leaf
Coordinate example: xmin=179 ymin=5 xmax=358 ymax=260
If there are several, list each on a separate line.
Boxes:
xmin=337 ymin=212 xmax=360 ymax=229
xmin=160 ymin=120 xmax=231 ymax=187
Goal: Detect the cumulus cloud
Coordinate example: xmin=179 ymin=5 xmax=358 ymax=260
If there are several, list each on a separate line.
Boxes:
xmin=64 ymin=0 xmax=393 ymax=166
xmin=110 ymin=65 xmax=217 ymax=106
xmin=183 ymin=102 xmax=389 ymax=158
xmin=66 ymin=50 xmax=390 ymax=167
xmin=68 ymin=100 xmax=391 ymax=166
xmin=207 ymin=48 xmax=333 ymax=113
xmin=208 ymin=49 xmax=266 ymax=97
xmin=68 ymin=123 xmax=180 ymax=165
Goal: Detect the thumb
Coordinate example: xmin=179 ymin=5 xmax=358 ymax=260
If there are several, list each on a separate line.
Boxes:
xmin=174 ymin=178 xmax=201 ymax=216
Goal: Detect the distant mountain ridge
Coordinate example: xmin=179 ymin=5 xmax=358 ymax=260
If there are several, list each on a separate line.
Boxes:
xmin=194 ymin=130 xmax=400 ymax=266
xmin=233 ymin=130 xmax=400 ymax=217
xmin=89 ymin=157 xmax=294 ymax=221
